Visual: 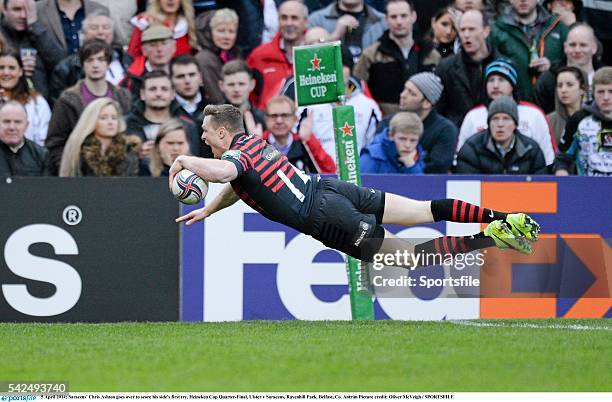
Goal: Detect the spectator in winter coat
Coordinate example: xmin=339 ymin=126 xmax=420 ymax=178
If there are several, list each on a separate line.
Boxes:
xmin=456 ymin=96 xmax=546 ymax=174
xmin=360 ymin=111 xmax=425 ymax=174
xmin=0 ymin=101 xmax=47 ymax=177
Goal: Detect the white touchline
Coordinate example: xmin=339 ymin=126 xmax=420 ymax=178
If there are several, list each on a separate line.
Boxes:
xmin=448 ymin=320 xmax=612 ymax=332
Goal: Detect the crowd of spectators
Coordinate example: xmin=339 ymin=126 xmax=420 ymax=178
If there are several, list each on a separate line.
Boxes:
xmin=0 ymin=0 xmax=610 ymax=178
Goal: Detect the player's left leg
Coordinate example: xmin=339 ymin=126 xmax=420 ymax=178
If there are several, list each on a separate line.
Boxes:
xmin=382 ymin=194 xmax=540 ymax=241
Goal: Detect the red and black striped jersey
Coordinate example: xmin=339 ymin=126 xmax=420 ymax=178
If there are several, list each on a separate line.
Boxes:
xmin=221 ymin=133 xmax=318 ymax=231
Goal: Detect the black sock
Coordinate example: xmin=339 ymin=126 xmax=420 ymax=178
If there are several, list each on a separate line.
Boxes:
xmin=430 ymin=199 xmax=508 ymax=223
xmin=415 ymin=232 xmax=496 ymax=256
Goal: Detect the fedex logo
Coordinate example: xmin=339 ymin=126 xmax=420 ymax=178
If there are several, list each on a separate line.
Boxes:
xmin=182 ymin=177 xmax=611 ymax=321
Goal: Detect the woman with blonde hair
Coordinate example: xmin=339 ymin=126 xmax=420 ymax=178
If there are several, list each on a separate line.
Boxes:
xmin=195 ymin=8 xmax=241 ymax=104
xmin=59 ymin=98 xmax=141 ymax=177
xmin=141 ymin=118 xmax=191 ymax=177
xmin=128 ymin=0 xmax=198 ymax=58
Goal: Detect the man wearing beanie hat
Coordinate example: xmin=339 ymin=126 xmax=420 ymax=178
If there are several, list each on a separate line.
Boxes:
xmin=457 ymin=58 xmax=556 ymax=165
xmin=455 ymin=96 xmax=546 ymax=174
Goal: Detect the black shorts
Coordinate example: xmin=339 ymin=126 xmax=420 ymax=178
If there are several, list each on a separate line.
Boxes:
xmin=307 ymin=177 xmax=386 ymax=261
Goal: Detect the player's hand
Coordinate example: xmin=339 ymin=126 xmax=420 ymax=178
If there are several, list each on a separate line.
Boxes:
xmin=175 ymin=206 xmax=211 ymax=225
xmin=530 ymin=57 xmax=551 ymax=73
xmin=244 ymin=110 xmax=263 ymax=136
xmin=168 ymin=156 xmax=185 ymax=191
xmin=298 ymin=110 xmax=314 ymax=142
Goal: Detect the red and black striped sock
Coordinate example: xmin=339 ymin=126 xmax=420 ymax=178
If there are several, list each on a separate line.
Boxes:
xmin=431 ymin=199 xmax=507 ymax=223
xmin=415 ymin=233 xmax=495 ymax=256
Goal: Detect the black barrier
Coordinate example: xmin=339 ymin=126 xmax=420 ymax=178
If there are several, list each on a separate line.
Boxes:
xmin=0 ymin=178 xmax=179 ymax=322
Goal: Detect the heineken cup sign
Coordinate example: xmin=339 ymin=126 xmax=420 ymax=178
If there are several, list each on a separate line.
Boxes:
xmin=293 ymin=41 xmax=344 ymax=107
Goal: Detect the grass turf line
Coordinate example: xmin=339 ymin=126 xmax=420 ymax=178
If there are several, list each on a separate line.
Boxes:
xmin=0 ymin=320 xmax=610 ymax=392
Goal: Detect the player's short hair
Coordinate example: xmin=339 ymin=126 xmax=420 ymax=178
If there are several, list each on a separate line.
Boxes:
xmin=204 ymin=104 xmax=244 ymax=134
xmin=266 ymin=96 xmax=296 ymax=114
xmin=389 ymin=112 xmax=423 ymax=138
xmin=79 ymin=38 xmax=112 ymax=65
xmin=593 ymin=66 xmax=612 ymax=89
xmin=221 ymin=60 xmax=253 ymax=79
xmin=210 ymin=8 xmax=239 ymax=28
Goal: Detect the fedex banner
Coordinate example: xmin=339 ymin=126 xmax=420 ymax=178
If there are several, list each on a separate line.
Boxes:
xmin=181 ymin=175 xmax=611 ymax=321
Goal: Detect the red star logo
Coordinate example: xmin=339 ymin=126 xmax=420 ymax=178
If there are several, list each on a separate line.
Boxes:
xmin=310 ymin=53 xmax=321 ymax=71
xmin=339 ymin=122 xmax=354 ymax=137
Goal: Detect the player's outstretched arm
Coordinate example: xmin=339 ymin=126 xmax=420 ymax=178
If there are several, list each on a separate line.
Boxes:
xmin=176 ymin=184 xmax=240 ymax=226
xmin=169 ymin=155 xmax=238 ymax=190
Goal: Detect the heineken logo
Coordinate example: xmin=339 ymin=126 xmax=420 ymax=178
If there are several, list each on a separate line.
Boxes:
xmin=339 ymin=122 xmax=354 ymax=137
xmin=310 ymin=53 xmax=322 ymax=71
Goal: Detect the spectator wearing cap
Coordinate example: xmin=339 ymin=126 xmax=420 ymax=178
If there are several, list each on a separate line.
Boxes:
xmin=490 ymin=0 xmax=568 ymax=102
xmin=121 ymin=25 xmax=176 ymax=97
xmin=127 ymin=0 xmax=197 ymax=59
xmin=455 ymin=96 xmax=546 ymax=174
xmin=360 ymin=111 xmax=425 ymax=174
xmin=49 ymin=10 xmax=134 ymax=105
xmin=293 ymin=47 xmax=382 ymax=162
xmin=436 ymin=9 xmax=500 ymax=127
xmin=377 ymin=72 xmax=457 ymax=173
xmin=353 ymin=0 xmax=440 ymax=116
xmin=45 ymin=39 xmax=132 ymax=175
xmin=457 ymin=58 xmax=556 ymax=165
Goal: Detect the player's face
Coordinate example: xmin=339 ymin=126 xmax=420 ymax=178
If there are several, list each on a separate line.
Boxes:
xmin=594 ymin=83 xmax=612 ymax=117
xmin=385 ymin=2 xmax=415 ymax=39
xmin=84 ymin=15 xmax=114 ymax=44
xmin=171 ymin=63 xmax=202 ymax=100
xmin=489 ymin=113 xmax=516 ymax=144
xmin=278 ymin=1 xmax=307 ymax=43
xmin=556 ymin=71 xmax=584 ymax=107
xmin=220 ymin=72 xmax=254 ymax=107
xmin=201 ymin=116 xmax=225 ymax=158
xmin=83 ymin=51 xmax=109 ymax=82
xmin=392 ymin=131 xmax=419 ymax=155
xmin=0 ymin=104 xmax=27 ymax=147
xmin=95 ymin=104 xmax=120 ymax=139
xmin=211 ymin=22 xmax=237 ymax=51
xmin=266 ymin=102 xmax=296 ymax=137
xmin=399 ymin=81 xmax=425 ymax=112
xmin=0 ymin=55 xmax=23 ymax=90
xmin=564 ymin=27 xmax=597 ymax=68
xmin=159 ymin=129 xmax=189 ymax=166
xmin=143 ymin=39 xmax=176 ymax=67
xmin=486 ymin=75 xmax=513 ymax=100
xmin=141 ymin=77 xmax=175 ymax=110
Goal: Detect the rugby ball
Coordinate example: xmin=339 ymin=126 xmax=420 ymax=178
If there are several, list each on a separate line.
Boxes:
xmin=171 ymin=169 xmax=208 ymax=204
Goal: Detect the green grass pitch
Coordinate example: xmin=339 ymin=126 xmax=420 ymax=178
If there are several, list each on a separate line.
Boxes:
xmin=1 ymin=320 xmax=610 ymax=391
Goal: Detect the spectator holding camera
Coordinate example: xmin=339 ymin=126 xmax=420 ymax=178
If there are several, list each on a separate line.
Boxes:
xmin=360 ymin=111 xmax=425 ymax=174
xmin=456 ymin=96 xmax=546 ymax=174
xmin=0 ymin=49 xmax=51 ymax=147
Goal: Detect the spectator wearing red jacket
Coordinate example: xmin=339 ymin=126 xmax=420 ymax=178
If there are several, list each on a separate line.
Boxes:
xmin=127 ymin=0 xmax=197 ymax=59
xmin=262 ymin=96 xmax=335 ymax=174
xmin=247 ymin=0 xmax=308 ymax=110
